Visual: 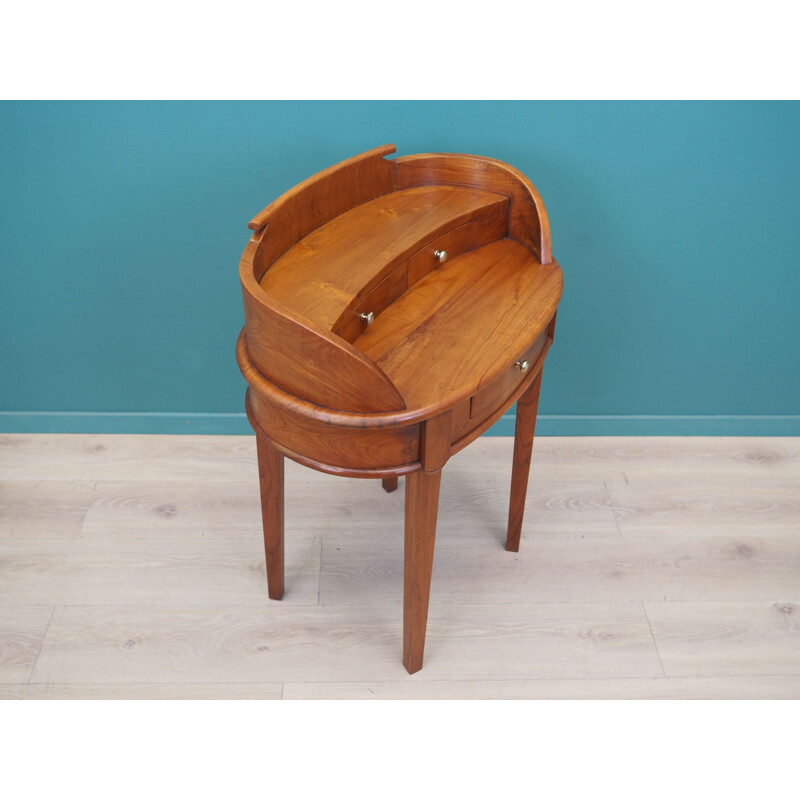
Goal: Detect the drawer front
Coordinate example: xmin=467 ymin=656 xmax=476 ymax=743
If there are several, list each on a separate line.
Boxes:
xmin=406 ymin=204 xmax=508 ymax=286
xmin=469 ymin=331 xmax=547 ymax=420
xmin=331 ymin=202 xmax=508 ymax=343
xmin=333 ymin=262 xmax=409 ymax=342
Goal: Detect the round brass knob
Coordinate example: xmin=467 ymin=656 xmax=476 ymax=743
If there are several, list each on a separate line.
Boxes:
xmin=360 ymin=311 xmax=375 ymax=325
xmin=434 ymin=249 xmax=448 ymax=263
xmin=515 ymin=359 xmax=530 ymax=372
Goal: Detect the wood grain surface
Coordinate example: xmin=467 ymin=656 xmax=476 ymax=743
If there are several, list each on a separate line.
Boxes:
xmin=0 ymin=607 xmax=53 ymax=684
xmin=644 ymin=601 xmax=800 ymax=676
xmin=260 ymin=185 xmax=508 ymax=329
xmin=0 ymin=536 xmax=321 ymax=606
xmin=0 ymin=480 xmax=94 ymax=539
xmin=394 ymin=152 xmax=552 ymax=264
xmin=27 ymin=602 xmax=662 ymax=684
xmin=355 ymin=239 xmax=562 ymax=410
xmin=2 ymin=434 xmax=798 ymax=699
xmin=506 ymin=372 xmax=543 ymax=552
xmin=282 ymin=675 xmax=800 ymax=700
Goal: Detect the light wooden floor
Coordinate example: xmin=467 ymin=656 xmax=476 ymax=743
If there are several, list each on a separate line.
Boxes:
xmin=1 ymin=433 xmax=798 ymax=699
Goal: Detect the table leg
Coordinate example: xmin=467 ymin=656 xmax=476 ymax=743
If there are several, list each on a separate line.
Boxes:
xmin=381 ymin=476 xmax=399 ymax=493
xmin=256 ymin=433 xmax=284 ymax=600
xmin=506 ymin=370 xmax=543 ymax=552
xmin=403 ymin=468 xmax=442 ymax=674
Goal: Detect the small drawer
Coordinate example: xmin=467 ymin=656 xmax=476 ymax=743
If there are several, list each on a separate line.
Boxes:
xmin=332 ymin=262 xmax=409 ymax=342
xmin=469 ymin=331 xmax=547 ymax=420
xmin=406 ymin=204 xmax=509 ymax=286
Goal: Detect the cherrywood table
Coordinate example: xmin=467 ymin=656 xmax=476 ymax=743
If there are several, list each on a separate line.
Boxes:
xmin=237 ymin=145 xmax=563 ymax=673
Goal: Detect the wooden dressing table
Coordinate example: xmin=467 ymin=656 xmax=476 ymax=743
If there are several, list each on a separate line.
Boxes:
xmin=237 ymin=145 xmax=563 ymax=673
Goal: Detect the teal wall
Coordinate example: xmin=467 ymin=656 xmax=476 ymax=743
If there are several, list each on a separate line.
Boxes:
xmin=1 ymin=101 xmax=798 ymax=435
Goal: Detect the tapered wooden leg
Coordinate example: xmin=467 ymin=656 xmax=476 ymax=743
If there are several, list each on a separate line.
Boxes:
xmin=256 ymin=433 xmax=284 ymax=600
xmin=506 ymin=370 xmax=543 ymax=552
xmin=403 ymin=468 xmax=442 ymax=674
xmin=381 ymin=476 xmax=399 ymax=493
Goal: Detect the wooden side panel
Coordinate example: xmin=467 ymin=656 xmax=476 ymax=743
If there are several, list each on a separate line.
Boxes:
xmin=240 ymin=233 xmax=406 ymax=414
xmin=450 ymin=397 xmax=473 ymax=442
xmin=394 ymin=153 xmax=552 ymax=265
xmin=421 ymin=411 xmax=452 ymax=473
xmin=250 ymin=144 xmax=397 ymax=273
xmin=248 ymin=388 xmax=420 ymax=472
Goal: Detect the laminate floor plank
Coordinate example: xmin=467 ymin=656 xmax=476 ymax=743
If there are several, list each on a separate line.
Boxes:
xmin=0 ymin=682 xmax=282 ymax=700
xmin=284 ymin=675 xmax=800 ymax=700
xmin=320 ymin=534 xmax=800 ymax=606
xmin=5 ymin=435 xmax=798 ymax=484
xmin=2 ymin=434 xmax=799 ymax=699
xmin=608 ymin=479 xmax=800 ymax=537
xmin=0 ymin=434 xmax=258 ymax=482
xmin=412 ymin=436 xmax=800 ymax=483
xmin=0 ymin=536 xmax=321 ymax=607
xmin=520 ymin=436 xmax=800 ymax=481
xmin=79 ymin=480 xmax=332 ymax=539
xmin=310 ymin=475 xmax=619 ymax=540
xmin=30 ymin=603 xmax=661 ymax=684
xmin=0 ymin=481 xmax=95 ymax=539
xmin=0 ymin=606 xmax=53 ymax=683
xmin=645 ymin=601 xmax=800 ymax=677
xmin=77 ymin=478 xmax=618 ymax=543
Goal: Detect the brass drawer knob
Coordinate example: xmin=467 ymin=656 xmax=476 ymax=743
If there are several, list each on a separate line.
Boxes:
xmin=434 ymin=249 xmax=448 ymax=263
xmin=515 ymin=359 xmax=530 ymax=372
xmin=360 ymin=311 xmax=375 ymax=325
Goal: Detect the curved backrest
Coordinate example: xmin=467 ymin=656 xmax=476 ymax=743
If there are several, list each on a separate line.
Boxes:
xmin=248 ymin=144 xmax=398 ymax=278
xmin=393 ymin=152 xmax=552 ymax=265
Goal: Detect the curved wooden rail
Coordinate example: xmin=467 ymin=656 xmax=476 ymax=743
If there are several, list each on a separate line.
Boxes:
xmin=394 ymin=152 xmax=552 ymax=265
xmin=248 ymin=144 xmax=397 ymax=266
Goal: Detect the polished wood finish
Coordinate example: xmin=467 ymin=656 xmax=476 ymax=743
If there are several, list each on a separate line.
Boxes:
xmin=241 ymin=231 xmax=406 ymax=414
xmin=470 ymin=331 xmax=546 ymax=420
xmin=355 ymin=239 xmax=560 ymax=413
xmin=248 ymin=144 xmax=397 ymax=244
xmin=334 ymin=261 xmax=409 ymax=344
xmin=256 ymin=432 xmax=284 ymax=599
xmin=237 ymin=145 xmax=563 ymax=673
xmin=506 ymin=370 xmax=544 ymax=553
xmin=403 ymin=467 xmax=442 ymax=674
xmin=260 ymin=185 xmax=508 ymax=331
xmin=381 ymin=476 xmax=399 ymax=493
xmin=247 ymin=387 xmax=420 ymax=475
xmin=394 ymin=152 xmax=552 ymax=265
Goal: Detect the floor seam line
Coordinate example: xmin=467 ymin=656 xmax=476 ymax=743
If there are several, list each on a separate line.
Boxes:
xmin=27 ymin=607 xmax=56 ymax=685
xmin=604 ymin=479 xmax=624 ymax=539
xmin=641 ymin=601 xmax=667 ymax=678
xmin=317 ymin=534 xmax=323 ymax=606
